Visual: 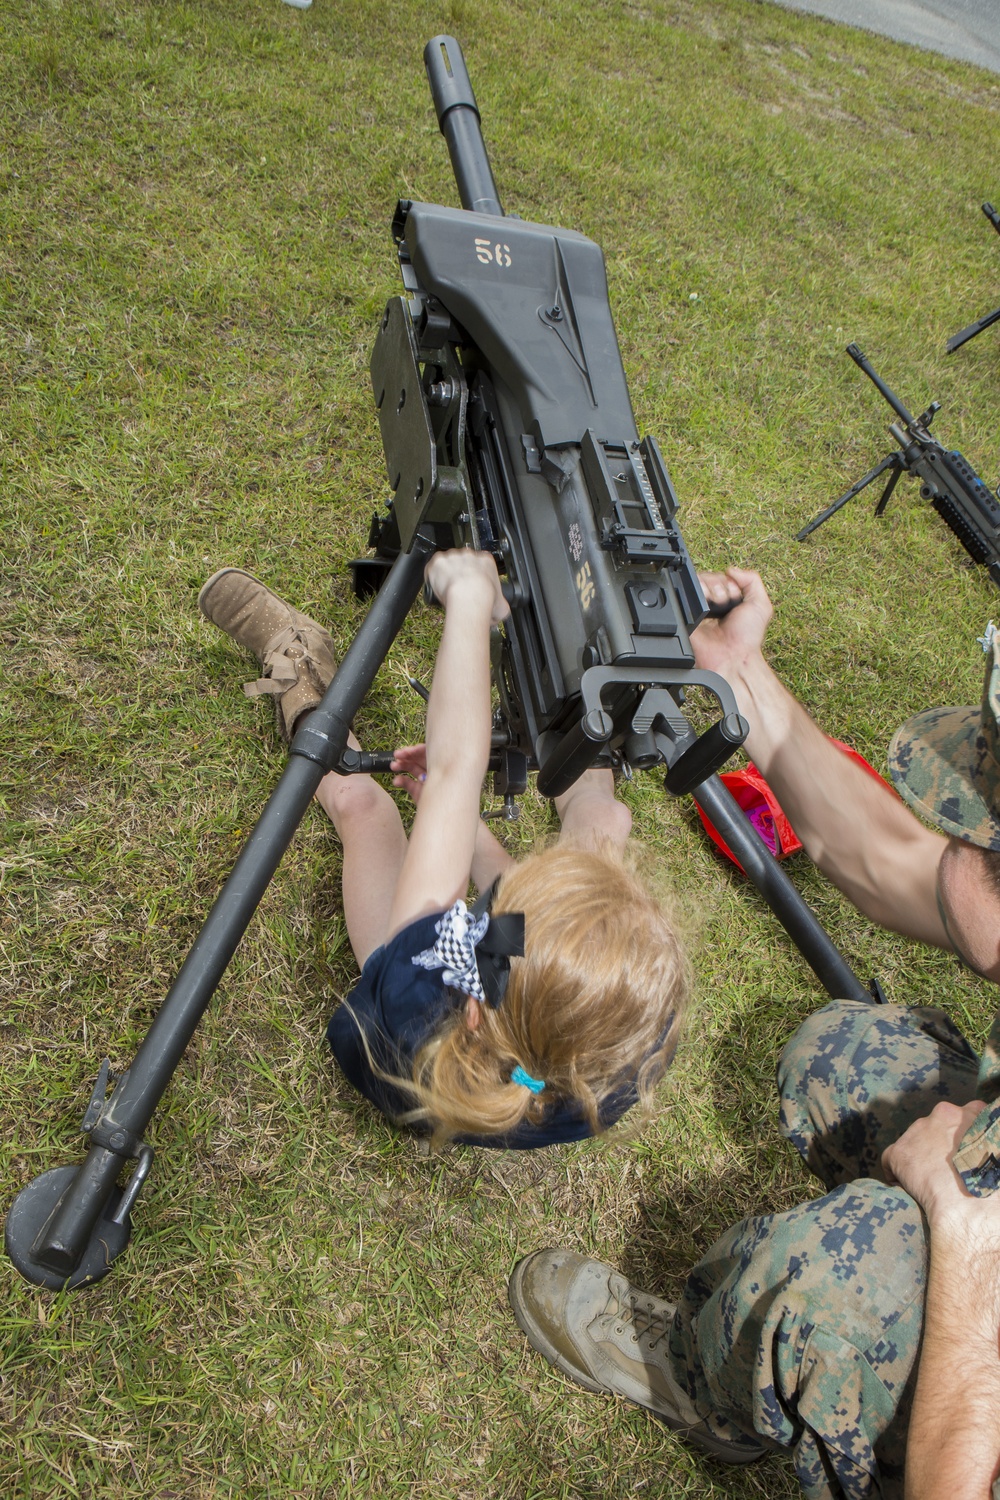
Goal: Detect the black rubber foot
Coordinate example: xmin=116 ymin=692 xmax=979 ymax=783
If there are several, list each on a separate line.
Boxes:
xmin=5 ymin=1167 xmax=131 ymax=1290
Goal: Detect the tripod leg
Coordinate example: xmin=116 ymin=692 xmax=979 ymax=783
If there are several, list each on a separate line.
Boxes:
xmin=5 ymin=537 xmax=432 ymax=1290
xmin=692 ymin=775 xmax=871 ymax=1004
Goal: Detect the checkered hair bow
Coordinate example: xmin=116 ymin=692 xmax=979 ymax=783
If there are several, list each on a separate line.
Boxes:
xmin=411 ymin=898 xmax=525 ymax=1009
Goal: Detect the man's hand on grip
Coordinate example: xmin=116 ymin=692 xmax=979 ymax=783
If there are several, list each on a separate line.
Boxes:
xmin=693 ymin=567 xmax=773 ymax=679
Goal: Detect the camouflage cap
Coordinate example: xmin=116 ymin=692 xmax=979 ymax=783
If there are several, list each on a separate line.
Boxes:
xmin=887 ymin=626 xmax=1000 ymax=851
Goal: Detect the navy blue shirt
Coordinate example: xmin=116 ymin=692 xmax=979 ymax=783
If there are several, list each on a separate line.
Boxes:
xmin=327 ymin=910 xmax=640 ymax=1150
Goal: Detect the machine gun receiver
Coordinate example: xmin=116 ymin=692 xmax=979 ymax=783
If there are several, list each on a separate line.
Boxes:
xmin=370 ymin=295 xmax=475 ymax=551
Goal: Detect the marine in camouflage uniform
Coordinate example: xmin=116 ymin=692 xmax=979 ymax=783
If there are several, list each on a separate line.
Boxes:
xmin=511 ymin=629 xmax=1000 ymax=1498
xmin=666 ymin=995 xmax=994 ymax=1499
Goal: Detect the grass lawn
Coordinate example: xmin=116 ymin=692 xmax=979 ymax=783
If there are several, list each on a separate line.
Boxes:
xmin=2 ymin=0 xmax=999 ymax=1495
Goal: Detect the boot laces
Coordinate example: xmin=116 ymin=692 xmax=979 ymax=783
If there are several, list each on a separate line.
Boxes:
xmin=600 ymin=1284 xmax=672 ymax=1353
xmin=261 ymin=627 xmax=326 ymax=688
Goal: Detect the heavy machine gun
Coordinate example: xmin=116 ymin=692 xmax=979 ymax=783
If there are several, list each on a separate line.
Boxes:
xmin=797 ymin=343 xmax=1000 ymax=589
xmin=947 ymin=202 xmax=1000 ymax=355
xmin=355 ymin=40 xmax=747 ymax=806
xmin=4 ymin=37 xmax=872 ymax=1294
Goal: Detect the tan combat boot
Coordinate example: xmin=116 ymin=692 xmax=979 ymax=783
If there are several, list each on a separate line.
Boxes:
xmin=198 ymin=568 xmax=338 ymax=741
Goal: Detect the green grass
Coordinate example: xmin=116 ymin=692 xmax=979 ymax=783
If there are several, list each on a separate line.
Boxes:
xmin=2 ymin=0 xmax=999 ymax=1494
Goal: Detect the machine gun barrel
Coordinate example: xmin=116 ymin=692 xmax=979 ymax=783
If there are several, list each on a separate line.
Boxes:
xmin=423 ymin=36 xmax=504 ymax=217
xmin=846 ymin=343 xmax=915 ymax=426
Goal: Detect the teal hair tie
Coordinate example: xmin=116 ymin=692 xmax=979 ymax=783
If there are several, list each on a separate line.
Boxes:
xmin=511 ymin=1065 xmax=545 ymax=1094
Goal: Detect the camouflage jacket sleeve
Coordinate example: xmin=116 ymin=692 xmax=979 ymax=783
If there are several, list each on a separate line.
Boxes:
xmin=953 ymin=1008 xmax=1000 ymax=1193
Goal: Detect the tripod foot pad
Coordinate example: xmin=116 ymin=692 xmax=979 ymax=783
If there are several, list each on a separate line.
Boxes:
xmin=5 ymin=1166 xmax=131 ymax=1291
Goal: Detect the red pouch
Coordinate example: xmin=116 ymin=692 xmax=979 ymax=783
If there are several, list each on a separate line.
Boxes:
xmin=695 ymin=740 xmax=893 ymax=874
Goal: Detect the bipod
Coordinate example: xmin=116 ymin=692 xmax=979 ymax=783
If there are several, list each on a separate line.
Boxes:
xmin=947 ymin=201 xmax=1000 ymax=354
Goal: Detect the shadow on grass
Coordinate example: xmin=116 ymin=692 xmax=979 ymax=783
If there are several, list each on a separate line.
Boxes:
xmin=498 ymin=1148 xmax=807 ymax=1500
xmin=612 ymin=1158 xmax=805 ymax=1500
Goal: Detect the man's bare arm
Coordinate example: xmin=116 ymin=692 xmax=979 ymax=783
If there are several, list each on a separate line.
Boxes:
xmin=883 ymin=1102 xmax=1000 ymax=1500
xmin=695 ymin=568 xmax=948 ymax=945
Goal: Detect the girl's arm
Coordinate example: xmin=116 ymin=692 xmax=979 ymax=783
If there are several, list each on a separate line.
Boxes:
xmin=391 ymin=742 xmax=517 ymax=893
xmin=385 ymin=551 xmax=509 ymax=938
xmin=470 ymin=819 xmax=518 ymax=892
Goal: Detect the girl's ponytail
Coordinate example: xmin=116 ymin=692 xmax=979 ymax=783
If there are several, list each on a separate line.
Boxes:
xmin=400 ymin=843 xmax=688 ymax=1147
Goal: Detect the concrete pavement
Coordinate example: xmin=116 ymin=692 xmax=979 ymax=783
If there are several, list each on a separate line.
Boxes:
xmin=765 ymin=0 xmax=1000 ymax=74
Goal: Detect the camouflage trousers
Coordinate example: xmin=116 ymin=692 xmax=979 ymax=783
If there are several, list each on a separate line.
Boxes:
xmin=667 ymin=998 xmax=981 ymax=1500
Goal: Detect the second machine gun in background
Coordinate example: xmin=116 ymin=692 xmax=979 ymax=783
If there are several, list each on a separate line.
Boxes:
xmin=797 ymin=342 xmax=1000 ymax=589
xmin=947 ymin=202 xmax=1000 ymax=355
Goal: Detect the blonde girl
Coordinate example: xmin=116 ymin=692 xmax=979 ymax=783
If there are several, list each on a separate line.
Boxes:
xmin=199 ymin=550 xmax=688 ymax=1148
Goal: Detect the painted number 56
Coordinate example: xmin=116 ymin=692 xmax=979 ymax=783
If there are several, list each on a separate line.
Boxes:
xmin=475 ymin=238 xmax=512 ymax=267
